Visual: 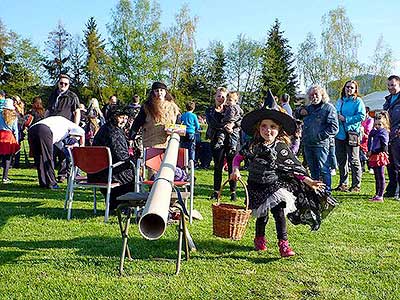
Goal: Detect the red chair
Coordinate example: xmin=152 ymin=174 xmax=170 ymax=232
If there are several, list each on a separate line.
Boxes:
xmin=64 ymin=146 xmax=125 ymax=222
xmin=135 ymin=147 xmax=195 ymax=223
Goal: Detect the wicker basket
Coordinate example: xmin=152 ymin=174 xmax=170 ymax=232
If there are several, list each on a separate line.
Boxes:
xmin=212 ymin=178 xmax=251 ymax=240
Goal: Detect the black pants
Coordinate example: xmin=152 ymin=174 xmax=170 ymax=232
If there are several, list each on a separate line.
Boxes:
xmin=54 ymin=146 xmax=68 ymax=179
xmin=101 ymin=183 xmax=135 ymax=211
xmin=211 ymin=142 xmax=236 ymax=192
xmin=255 ymin=205 xmax=288 ymax=240
xmin=386 ymin=139 xmax=400 ymax=195
xmin=28 ymin=124 xmax=57 ymax=187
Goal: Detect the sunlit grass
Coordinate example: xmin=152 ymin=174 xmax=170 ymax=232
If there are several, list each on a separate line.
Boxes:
xmin=0 ymin=167 xmax=399 ymax=300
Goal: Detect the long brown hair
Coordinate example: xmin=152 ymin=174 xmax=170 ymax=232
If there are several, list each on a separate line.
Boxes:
xmin=31 ymin=96 xmax=45 ymax=117
xmin=143 ymin=90 xmax=175 ymax=122
xmin=341 ymin=80 xmax=360 ymax=99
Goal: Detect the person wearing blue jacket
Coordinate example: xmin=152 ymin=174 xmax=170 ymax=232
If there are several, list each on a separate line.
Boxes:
xmin=295 ymin=85 xmax=338 ymax=191
xmin=383 ymin=75 xmax=400 ymax=197
xmin=180 ymin=101 xmax=200 ymax=162
xmin=334 ymin=80 xmax=366 ymax=192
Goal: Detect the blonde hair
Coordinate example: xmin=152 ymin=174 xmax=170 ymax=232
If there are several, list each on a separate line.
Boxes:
xmin=216 ymin=87 xmax=228 ymax=94
xmin=375 ymin=111 xmax=390 ymax=131
xmin=227 ymin=91 xmax=240 ymax=101
xmin=306 ymin=85 xmax=330 ymax=103
xmin=87 ymin=98 xmax=103 ymax=118
xmin=12 ymin=95 xmax=24 ymax=115
xmin=2 ymin=109 xmax=17 ymax=125
xmin=89 ymin=98 xmax=100 ymax=109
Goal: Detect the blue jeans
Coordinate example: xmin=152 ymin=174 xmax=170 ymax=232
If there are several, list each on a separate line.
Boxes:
xmin=304 ymin=145 xmax=331 ymax=190
xmin=328 ymin=142 xmax=338 ymax=170
xmin=181 ymin=133 xmax=196 ymax=162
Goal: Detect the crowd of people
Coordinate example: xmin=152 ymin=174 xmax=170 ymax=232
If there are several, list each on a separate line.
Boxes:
xmin=1 ymin=73 xmax=400 ymax=257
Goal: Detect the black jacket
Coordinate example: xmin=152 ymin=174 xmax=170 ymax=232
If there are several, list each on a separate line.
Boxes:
xmin=47 ymin=89 xmax=80 ymax=122
xmin=88 ymin=122 xmax=134 ymax=185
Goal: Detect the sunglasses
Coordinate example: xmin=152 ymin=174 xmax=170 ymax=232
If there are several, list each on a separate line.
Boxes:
xmin=59 ymin=82 xmax=69 ymax=86
xmin=345 ymin=86 xmax=355 ymax=89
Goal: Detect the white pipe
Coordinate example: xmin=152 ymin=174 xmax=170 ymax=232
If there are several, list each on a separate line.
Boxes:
xmin=138 ymin=133 xmax=181 ymax=240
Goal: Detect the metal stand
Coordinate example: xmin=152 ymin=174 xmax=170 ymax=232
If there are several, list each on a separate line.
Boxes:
xmin=116 ymin=197 xmax=194 ymax=275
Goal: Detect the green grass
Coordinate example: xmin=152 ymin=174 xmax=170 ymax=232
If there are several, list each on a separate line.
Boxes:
xmin=0 ymin=166 xmax=399 ymax=300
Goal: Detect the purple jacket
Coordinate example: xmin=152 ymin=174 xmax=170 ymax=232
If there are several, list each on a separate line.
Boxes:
xmin=368 ymin=128 xmax=389 ymax=154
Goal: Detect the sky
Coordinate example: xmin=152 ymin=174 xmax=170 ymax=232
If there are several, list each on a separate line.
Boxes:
xmin=1 ymin=0 xmax=399 ymax=77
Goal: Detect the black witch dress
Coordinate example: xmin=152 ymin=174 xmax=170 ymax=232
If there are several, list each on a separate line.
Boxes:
xmin=239 ymin=139 xmax=337 ymax=231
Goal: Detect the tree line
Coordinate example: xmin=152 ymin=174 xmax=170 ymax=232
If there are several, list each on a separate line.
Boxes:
xmin=0 ymin=1 xmax=394 ymax=113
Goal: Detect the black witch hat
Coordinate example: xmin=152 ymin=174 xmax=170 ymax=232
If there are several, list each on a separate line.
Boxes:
xmin=241 ymin=89 xmax=296 ymax=136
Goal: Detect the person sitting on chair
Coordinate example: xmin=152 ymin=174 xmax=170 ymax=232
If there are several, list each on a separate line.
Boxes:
xmin=88 ymin=105 xmax=135 ymax=211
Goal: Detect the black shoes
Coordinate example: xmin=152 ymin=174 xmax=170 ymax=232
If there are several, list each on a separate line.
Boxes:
xmin=230 ymin=192 xmax=237 ymax=201
xmin=210 ymin=191 xmax=219 ymax=200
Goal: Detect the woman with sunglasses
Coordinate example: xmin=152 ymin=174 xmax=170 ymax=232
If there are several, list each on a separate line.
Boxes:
xmin=334 ymin=80 xmax=366 ymax=192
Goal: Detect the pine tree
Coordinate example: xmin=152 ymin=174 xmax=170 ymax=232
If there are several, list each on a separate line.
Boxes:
xmin=259 ymin=19 xmax=297 ymax=100
xmin=43 ymin=21 xmax=71 ymax=82
xmin=206 ymin=41 xmax=226 ymax=104
xmin=83 ymin=17 xmax=107 ymax=100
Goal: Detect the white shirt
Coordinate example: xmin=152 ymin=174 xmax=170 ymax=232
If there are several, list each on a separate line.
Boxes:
xmin=32 ymin=116 xmax=85 ymax=144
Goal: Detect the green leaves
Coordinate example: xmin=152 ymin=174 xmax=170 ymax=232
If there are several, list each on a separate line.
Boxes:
xmin=260 ymin=19 xmax=298 ymax=103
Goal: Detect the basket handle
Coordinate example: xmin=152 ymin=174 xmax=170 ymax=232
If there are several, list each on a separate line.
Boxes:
xmin=218 ymin=178 xmax=250 ymax=210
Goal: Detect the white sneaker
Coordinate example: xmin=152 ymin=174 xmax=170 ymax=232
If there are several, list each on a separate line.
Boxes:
xmin=330 ymin=169 xmax=336 ymax=176
xmin=369 ymin=169 xmax=374 ymax=174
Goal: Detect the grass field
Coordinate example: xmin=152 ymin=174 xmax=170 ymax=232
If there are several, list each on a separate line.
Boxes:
xmin=0 ymin=165 xmax=399 ymax=300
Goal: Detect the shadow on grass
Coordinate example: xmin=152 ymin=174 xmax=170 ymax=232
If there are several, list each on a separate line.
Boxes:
xmin=0 ymin=235 xmax=183 ymax=264
xmin=193 ymin=239 xmax=280 ymax=264
xmin=0 ymin=200 xmax=108 ymax=233
xmin=0 ymin=183 xmax=92 ymax=201
xmin=0 ymin=234 xmax=279 ymax=268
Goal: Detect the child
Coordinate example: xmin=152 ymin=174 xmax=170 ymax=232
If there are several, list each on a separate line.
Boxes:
xmin=367 ymin=112 xmax=390 ymax=202
xmin=215 ymin=91 xmax=243 ymax=153
xmin=360 ymin=106 xmax=374 ymax=172
xmin=0 ymin=99 xmax=20 ymax=183
xmin=230 ymin=101 xmax=334 ymax=257
xmin=180 ymin=101 xmax=200 ymax=162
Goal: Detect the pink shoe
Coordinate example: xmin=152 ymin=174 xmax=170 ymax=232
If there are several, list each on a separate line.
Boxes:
xmin=278 ymin=240 xmax=295 ymax=257
xmin=369 ymin=196 xmax=384 ymax=202
xmin=254 ymin=236 xmax=267 ymax=251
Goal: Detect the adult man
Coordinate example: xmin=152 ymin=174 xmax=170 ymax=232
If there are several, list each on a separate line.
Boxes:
xmin=383 ymin=75 xmax=400 ymax=197
xmin=102 ymin=95 xmax=118 ymax=122
xmin=28 ymin=116 xmax=84 ymax=189
xmin=46 ymin=74 xmax=80 ymax=124
xmin=280 ymin=93 xmax=293 ymax=116
xmin=45 ymin=74 xmax=81 ymax=182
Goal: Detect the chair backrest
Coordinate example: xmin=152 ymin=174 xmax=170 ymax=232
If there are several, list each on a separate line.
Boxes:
xmin=71 ymin=146 xmax=112 ymax=174
xmin=144 ymin=147 xmax=188 ymax=172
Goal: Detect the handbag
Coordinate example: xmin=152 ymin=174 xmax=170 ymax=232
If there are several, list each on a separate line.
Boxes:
xmin=339 ymin=99 xmax=360 ymax=147
xmin=347 ymin=130 xmax=360 ymax=147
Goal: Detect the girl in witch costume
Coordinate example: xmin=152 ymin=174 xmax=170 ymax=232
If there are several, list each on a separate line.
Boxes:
xmin=230 ymin=91 xmax=337 ymax=257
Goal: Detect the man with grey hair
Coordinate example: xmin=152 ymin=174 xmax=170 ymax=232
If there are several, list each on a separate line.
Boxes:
xmin=295 ymin=85 xmax=338 ymax=191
